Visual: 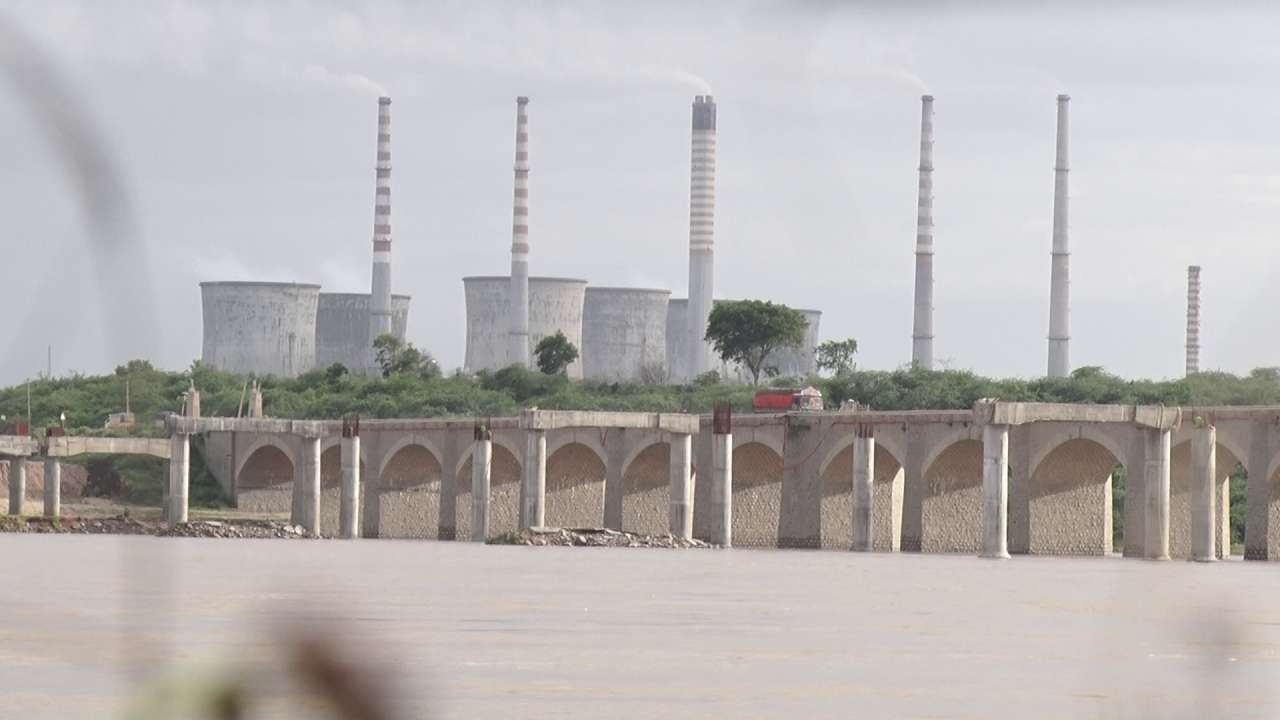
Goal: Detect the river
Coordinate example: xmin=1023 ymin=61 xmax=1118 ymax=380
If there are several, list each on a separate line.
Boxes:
xmin=1 ymin=535 xmax=1278 ymax=718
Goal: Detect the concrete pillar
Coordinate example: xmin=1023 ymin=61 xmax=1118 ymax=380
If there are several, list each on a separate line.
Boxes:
xmin=669 ymin=432 xmax=693 ymax=540
xmin=167 ymin=434 xmax=190 ymax=526
xmin=471 ymin=436 xmax=492 ymax=542
xmin=1143 ymin=429 xmax=1172 ymax=560
xmin=1190 ymin=425 xmax=1216 ymax=562
xmin=187 ymin=389 xmax=201 ymax=418
xmin=710 ymin=433 xmax=732 ymax=546
xmin=981 ymin=424 xmax=1011 ymax=559
xmin=339 ymin=435 xmax=361 ymax=539
xmin=851 ymin=425 xmax=875 ymax=552
xmin=43 ymin=457 xmax=60 ymax=518
xmin=7 ymin=458 xmax=25 ymax=516
xmin=521 ymin=429 xmax=546 ymax=529
xmin=298 ymin=436 xmax=321 ymax=536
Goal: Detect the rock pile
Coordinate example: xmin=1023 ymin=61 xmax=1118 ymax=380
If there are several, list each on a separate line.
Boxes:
xmin=490 ymin=526 xmax=712 ymax=549
xmin=0 ymin=515 xmax=314 ymax=539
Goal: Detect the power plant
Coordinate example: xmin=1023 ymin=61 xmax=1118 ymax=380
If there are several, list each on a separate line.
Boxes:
xmin=460 ymin=94 xmax=822 ymax=383
xmin=200 ymin=97 xmax=411 ymax=378
xmin=196 ymin=90 xmax=1165 ymax=384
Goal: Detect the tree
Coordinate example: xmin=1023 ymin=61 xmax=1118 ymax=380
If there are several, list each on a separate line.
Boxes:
xmin=372 ymin=334 xmax=441 ymax=379
xmin=534 ymin=331 xmax=579 ymax=375
xmin=816 ymin=338 xmax=858 ymax=376
xmin=704 ymin=300 xmax=808 ymax=385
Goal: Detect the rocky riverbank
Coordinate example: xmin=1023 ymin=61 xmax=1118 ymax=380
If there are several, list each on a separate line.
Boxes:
xmin=490 ymin=526 xmax=713 ymax=548
xmin=0 ymin=515 xmax=314 ymax=539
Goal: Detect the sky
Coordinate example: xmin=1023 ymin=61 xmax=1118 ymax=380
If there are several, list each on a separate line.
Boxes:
xmin=1 ymin=0 xmax=1279 ymax=387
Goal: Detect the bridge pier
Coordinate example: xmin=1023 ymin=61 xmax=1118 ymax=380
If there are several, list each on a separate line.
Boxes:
xmin=1143 ymin=429 xmax=1172 ymax=560
xmin=851 ymin=425 xmax=875 ymax=552
xmin=521 ymin=429 xmax=546 ymax=529
xmin=709 ymin=432 xmax=733 ymax=547
xmin=669 ymin=432 xmax=693 ymax=540
xmin=43 ymin=458 xmax=60 ymax=518
xmin=471 ymin=433 xmax=492 ymax=542
xmin=1190 ymin=425 xmax=1216 ymax=562
xmin=295 ymin=437 xmax=321 ymax=536
xmin=339 ymin=433 xmax=361 ymax=539
xmin=167 ymin=434 xmax=190 ymax=525
xmin=982 ymin=424 xmax=1011 ymax=559
xmin=7 ymin=459 xmax=25 ymax=516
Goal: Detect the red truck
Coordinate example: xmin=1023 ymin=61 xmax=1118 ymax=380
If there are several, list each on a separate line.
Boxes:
xmin=752 ymin=386 xmax=824 ymax=413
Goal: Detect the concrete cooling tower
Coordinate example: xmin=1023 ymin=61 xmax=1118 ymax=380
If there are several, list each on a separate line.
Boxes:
xmin=315 ymin=293 xmax=411 ymax=373
xmin=666 ymin=299 xmax=820 ymax=382
xmin=200 ymin=282 xmax=321 ymax=377
xmin=463 ymin=276 xmax=588 ymax=378
xmin=665 ymin=298 xmax=690 ymax=382
xmin=581 ymin=287 xmax=671 ymax=382
xmin=761 ymin=308 xmax=823 ymax=378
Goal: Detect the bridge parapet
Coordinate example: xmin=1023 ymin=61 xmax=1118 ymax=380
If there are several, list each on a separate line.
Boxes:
xmin=0 ymin=435 xmax=38 ymax=457
xmin=973 ymin=401 xmax=1181 ymax=430
xmin=44 ymin=436 xmax=171 ymax=459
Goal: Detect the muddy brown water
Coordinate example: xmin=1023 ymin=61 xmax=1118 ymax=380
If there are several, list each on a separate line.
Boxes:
xmin=1 ymin=535 xmax=1278 ymax=718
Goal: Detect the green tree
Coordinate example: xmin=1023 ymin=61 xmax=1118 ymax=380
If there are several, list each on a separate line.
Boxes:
xmin=816 ymin=338 xmax=858 ymax=376
xmin=704 ymin=300 xmax=808 ymax=385
xmin=534 ymin=331 xmax=579 ymax=375
xmin=372 ymin=334 xmax=441 ymax=379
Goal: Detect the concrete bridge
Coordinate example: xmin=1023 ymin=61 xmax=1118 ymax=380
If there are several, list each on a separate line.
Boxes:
xmin=6 ymin=402 xmax=1280 ymax=561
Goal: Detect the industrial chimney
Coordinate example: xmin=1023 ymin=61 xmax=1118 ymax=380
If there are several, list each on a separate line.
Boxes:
xmin=911 ymin=95 xmax=935 ymax=370
xmin=508 ymin=96 xmax=531 ymax=368
xmin=1186 ymin=265 xmax=1201 ymax=376
xmin=369 ymin=96 xmax=394 ymax=366
xmin=687 ymin=95 xmax=717 ymax=379
xmin=1046 ymin=94 xmax=1071 ymax=378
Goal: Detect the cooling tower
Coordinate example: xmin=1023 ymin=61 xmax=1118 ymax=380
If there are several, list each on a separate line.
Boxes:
xmin=200 ymin=282 xmax=320 ymax=377
xmin=763 ymin=308 xmax=823 ymax=378
xmin=463 ymin=276 xmax=587 ymax=378
xmin=665 ymin=298 xmax=690 ymax=382
xmin=581 ymin=287 xmax=672 ymax=382
xmin=315 ymin=293 xmax=411 ymax=373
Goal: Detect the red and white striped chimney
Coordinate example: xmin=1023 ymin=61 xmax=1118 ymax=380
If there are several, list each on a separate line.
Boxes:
xmin=687 ymin=95 xmax=717 ymax=379
xmin=1186 ymin=265 xmax=1201 ymax=376
xmin=508 ymin=96 xmax=531 ymax=367
xmin=369 ymin=96 xmax=394 ymax=359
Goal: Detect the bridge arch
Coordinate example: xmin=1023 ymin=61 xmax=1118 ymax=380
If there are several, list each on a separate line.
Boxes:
xmin=1027 ymin=437 xmax=1118 ymax=555
xmin=621 ymin=441 xmax=672 ymax=535
xmin=236 ymin=438 xmax=297 ymax=515
xmin=376 ymin=441 xmax=444 ymax=539
xmin=545 ymin=441 xmax=607 ymax=528
xmin=732 ymin=441 xmax=784 ymax=548
xmin=921 ymin=438 xmax=983 ymax=553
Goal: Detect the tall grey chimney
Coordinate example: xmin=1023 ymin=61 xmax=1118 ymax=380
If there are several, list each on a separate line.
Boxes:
xmin=687 ymin=95 xmax=717 ymax=379
xmin=508 ymin=96 xmax=531 ymax=368
xmin=1186 ymin=265 xmax=1201 ymax=376
xmin=369 ymin=96 xmax=393 ymax=362
xmin=911 ymin=95 xmax=935 ymax=370
xmin=1046 ymin=94 xmax=1071 ymax=378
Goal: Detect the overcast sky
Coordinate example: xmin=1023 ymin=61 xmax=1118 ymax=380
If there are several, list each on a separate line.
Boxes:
xmin=1 ymin=1 xmax=1278 ymax=387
